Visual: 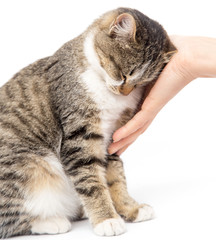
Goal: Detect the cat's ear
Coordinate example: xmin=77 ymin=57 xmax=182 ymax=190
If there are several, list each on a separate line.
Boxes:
xmin=164 ymin=50 xmax=177 ymax=63
xmin=109 ymin=13 xmax=136 ymax=42
xmin=164 ymin=42 xmax=177 ymax=63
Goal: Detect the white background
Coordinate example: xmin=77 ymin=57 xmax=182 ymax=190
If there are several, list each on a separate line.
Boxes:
xmin=0 ymin=0 xmax=216 ymax=239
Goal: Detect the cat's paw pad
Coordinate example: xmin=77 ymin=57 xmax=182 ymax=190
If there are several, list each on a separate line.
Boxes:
xmin=31 ymin=217 xmax=72 ymax=235
xmin=133 ymin=205 xmax=155 ymax=222
xmin=94 ymin=218 xmax=126 ymax=236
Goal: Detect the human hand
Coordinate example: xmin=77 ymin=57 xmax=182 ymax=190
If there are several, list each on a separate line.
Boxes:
xmin=108 ymin=36 xmax=216 ymax=155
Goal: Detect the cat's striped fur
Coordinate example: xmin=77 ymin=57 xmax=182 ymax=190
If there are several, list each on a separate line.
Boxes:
xmin=0 ymin=8 xmax=175 ymax=238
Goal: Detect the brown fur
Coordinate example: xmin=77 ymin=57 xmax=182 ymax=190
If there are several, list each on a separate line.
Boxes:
xmin=0 ymin=8 xmax=175 ymax=238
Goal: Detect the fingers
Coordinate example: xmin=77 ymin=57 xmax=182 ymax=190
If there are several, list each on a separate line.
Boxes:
xmin=112 ymin=110 xmax=148 ymax=142
xmin=116 ymin=143 xmax=131 ymax=156
xmin=109 ymin=124 xmax=149 ymax=155
xmin=115 ymin=123 xmax=150 ymax=155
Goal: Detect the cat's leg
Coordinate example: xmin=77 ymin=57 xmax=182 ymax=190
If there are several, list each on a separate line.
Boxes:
xmin=0 ymin=202 xmax=32 ymax=238
xmin=0 ymin=151 xmax=84 ymax=237
xmin=106 ymin=154 xmax=154 ymax=222
xmin=0 ymin=156 xmax=34 ymax=238
xmin=61 ymin=142 xmax=126 ymax=236
xmin=22 ymin=153 xmax=83 ymax=235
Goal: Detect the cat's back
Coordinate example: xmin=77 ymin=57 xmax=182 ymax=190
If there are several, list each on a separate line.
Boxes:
xmin=0 ymin=57 xmax=61 ymax=152
xmin=0 ymin=57 xmax=49 ymax=103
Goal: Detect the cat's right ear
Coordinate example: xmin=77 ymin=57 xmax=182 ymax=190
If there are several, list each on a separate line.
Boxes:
xmin=109 ymin=13 xmax=136 ymax=42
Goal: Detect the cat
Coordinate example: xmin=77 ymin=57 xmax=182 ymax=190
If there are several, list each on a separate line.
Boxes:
xmin=0 ymin=7 xmax=176 ymax=238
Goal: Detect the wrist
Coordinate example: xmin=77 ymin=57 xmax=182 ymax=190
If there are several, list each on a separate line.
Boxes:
xmin=184 ymin=37 xmax=216 ymax=78
xmin=170 ymin=36 xmax=216 ymax=80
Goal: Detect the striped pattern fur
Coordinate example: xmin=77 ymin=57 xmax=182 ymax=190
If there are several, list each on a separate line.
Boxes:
xmin=0 ymin=7 xmax=175 ymax=238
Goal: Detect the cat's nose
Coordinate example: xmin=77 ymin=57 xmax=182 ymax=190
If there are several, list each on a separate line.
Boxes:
xmin=118 ymin=84 xmax=134 ymax=95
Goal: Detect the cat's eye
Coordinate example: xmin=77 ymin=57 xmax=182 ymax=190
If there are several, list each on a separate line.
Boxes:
xmin=120 ymin=72 xmax=127 ymax=82
xmin=122 ymin=74 xmax=127 ymax=81
xmin=129 ymin=68 xmax=135 ymax=76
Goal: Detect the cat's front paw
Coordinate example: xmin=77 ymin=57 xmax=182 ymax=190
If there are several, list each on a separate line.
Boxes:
xmin=133 ymin=204 xmax=155 ymax=223
xmin=94 ymin=218 xmax=126 ymax=236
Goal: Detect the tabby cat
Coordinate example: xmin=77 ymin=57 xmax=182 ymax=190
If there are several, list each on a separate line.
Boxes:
xmin=0 ymin=8 xmax=175 ymax=238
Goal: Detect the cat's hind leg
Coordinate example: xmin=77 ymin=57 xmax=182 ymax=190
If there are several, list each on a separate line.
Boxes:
xmin=0 ymin=156 xmax=34 ymax=238
xmin=106 ymin=155 xmax=154 ymax=222
xmin=0 ymin=151 xmax=81 ymax=237
xmin=22 ymin=153 xmax=82 ymax=235
xmin=0 ymin=203 xmax=32 ymax=239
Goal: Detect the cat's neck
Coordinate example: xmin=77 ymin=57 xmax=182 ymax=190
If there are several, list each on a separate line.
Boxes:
xmin=82 ymin=31 xmax=143 ymax=147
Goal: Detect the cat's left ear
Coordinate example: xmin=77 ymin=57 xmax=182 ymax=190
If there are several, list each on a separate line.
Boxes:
xmin=109 ymin=13 xmax=136 ymax=42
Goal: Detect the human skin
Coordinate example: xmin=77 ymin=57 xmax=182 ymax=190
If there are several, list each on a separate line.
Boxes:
xmin=108 ymin=36 xmax=216 ymax=155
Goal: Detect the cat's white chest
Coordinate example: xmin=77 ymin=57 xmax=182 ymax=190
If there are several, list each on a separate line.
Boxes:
xmin=81 ymin=68 xmax=141 ymax=147
xmin=82 ymin=32 xmax=142 ymax=147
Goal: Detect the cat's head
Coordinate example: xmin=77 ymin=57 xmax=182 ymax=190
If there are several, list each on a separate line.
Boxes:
xmin=92 ymin=8 xmax=176 ymax=95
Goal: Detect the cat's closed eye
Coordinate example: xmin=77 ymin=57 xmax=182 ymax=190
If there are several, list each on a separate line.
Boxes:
xmin=120 ymin=68 xmax=136 ymax=82
xmin=121 ymin=73 xmax=127 ymax=82
xmin=129 ymin=68 xmax=135 ymax=76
